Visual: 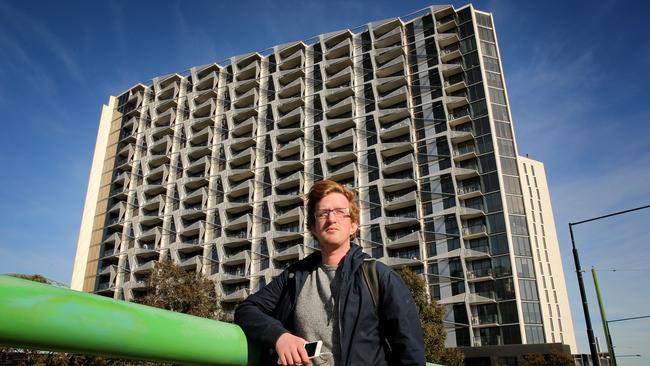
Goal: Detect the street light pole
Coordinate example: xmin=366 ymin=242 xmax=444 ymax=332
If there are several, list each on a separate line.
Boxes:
xmin=568 ymin=203 xmax=650 ymax=366
xmin=569 ymin=223 xmax=600 ymax=366
xmin=592 ymin=267 xmax=616 ymax=366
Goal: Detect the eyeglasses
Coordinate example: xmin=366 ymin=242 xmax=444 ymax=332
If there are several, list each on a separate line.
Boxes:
xmin=314 ymin=208 xmax=351 ymax=220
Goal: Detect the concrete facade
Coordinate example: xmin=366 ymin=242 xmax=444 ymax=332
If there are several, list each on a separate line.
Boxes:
xmin=72 ymin=4 xmax=576 ymax=350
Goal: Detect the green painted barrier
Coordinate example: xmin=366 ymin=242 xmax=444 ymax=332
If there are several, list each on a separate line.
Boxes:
xmin=0 ymin=275 xmax=247 ymax=365
xmin=0 ymin=275 xmax=442 ymax=366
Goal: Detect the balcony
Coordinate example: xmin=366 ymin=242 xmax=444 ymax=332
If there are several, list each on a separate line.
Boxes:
xmin=273 ymin=243 xmax=301 ymax=261
xmin=323 ymin=86 xmax=354 ymax=105
xmin=462 ymin=224 xmax=488 ymax=240
xmin=276 ymin=68 xmax=304 ymax=88
xmin=377 ymin=85 xmax=408 ymax=109
xmin=473 ymin=335 xmax=501 ymax=347
xmin=467 ymin=290 xmax=496 ymax=304
xmin=465 ymin=245 xmax=491 ymax=260
xmin=448 ymin=130 xmax=473 ymax=144
xmin=276 ymin=103 xmax=304 ymax=128
xmin=374 ymin=45 xmax=403 ymax=67
xmin=386 ymin=230 xmax=420 ymax=248
xmin=453 ymin=145 xmax=477 ymax=162
xmin=436 ymin=15 xmax=458 ymax=33
xmin=324 ymin=96 xmax=353 ymax=119
xmin=231 ymin=104 xmax=257 ymax=125
xmin=228 ymin=179 xmax=253 ymax=198
xmin=275 ymin=206 xmax=303 ymax=226
xmin=324 ymin=116 xmax=355 ymax=134
xmin=379 ymin=118 xmax=411 ymax=141
xmin=445 ymin=95 xmax=469 ymax=110
xmin=119 ymin=128 xmax=137 ymax=143
xmin=222 ymin=248 xmax=249 ymax=266
xmin=278 ymin=77 xmax=304 ymax=99
xmin=375 ymin=75 xmax=407 ymax=95
xmin=194 ymin=67 xmax=219 ymax=91
xmin=457 ymin=183 xmax=482 ymax=200
xmin=382 ymin=153 xmax=414 ymax=175
xmin=132 ymin=259 xmax=157 ymax=273
xmin=232 ymin=78 xmax=259 ymax=96
xmin=191 ymin=116 xmax=217 ymax=135
xmin=458 ymin=206 xmax=485 ymax=220
xmin=374 ymin=25 xmax=402 ymax=49
xmin=326 ymin=128 xmax=355 ymax=151
xmin=222 ymin=288 xmax=250 ymax=302
xmin=279 ymin=48 xmax=304 ymax=71
xmin=153 ymin=108 xmax=175 ymax=127
xmin=440 ymin=44 xmax=462 ymax=63
xmin=384 ymin=190 xmax=417 ymax=210
xmin=378 ymin=106 xmax=410 ymax=125
xmin=467 ymin=268 xmax=494 ymax=281
xmin=471 ymin=313 xmax=499 ymax=327
xmin=235 ymin=60 xmax=260 ymax=82
xmin=325 ymin=37 xmax=351 ymax=60
xmin=437 ymin=32 xmax=460 ymax=48
xmin=375 ymin=55 xmax=404 ymax=78
xmin=324 ymin=56 xmax=353 ymax=77
xmin=324 ymin=66 xmax=352 ymax=89
xmin=444 ymin=78 xmax=467 ymax=95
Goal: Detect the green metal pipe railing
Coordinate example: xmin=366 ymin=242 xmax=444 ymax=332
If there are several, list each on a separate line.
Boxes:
xmin=0 ymin=275 xmax=442 ymax=366
xmin=0 ymin=275 xmax=247 ymax=365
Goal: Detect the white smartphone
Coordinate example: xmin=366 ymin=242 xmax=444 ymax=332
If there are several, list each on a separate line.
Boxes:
xmin=277 ymin=340 xmax=322 ymax=364
xmin=304 ymin=340 xmax=322 ymax=358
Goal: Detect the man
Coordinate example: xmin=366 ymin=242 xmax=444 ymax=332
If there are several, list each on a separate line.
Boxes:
xmin=235 ymin=180 xmax=424 ymax=365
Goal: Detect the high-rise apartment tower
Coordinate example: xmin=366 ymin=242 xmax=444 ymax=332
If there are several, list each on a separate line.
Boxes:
xmin=72 ymin=4 xmax=576 ymax=351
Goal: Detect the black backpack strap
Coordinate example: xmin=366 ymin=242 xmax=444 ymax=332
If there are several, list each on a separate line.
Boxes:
xmin=361 ymin=259 xmax=392 ymax=357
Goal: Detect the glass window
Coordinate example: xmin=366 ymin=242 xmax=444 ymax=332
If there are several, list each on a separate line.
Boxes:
xmin=503 ymin=176 xmax=522 ymax=195
xmin=491 ymin=103 xmax=510 ymax=121
xmin=482 ymin=172 xmax=500 ymax=193
xmin=525 ymin=325 xmax=545 ymax=344
xmin=501 ymin=325 xmax=522 ymax=345
xmin=500 ymin=157 xmax=518 ymax=175
xmin=483 ymin=56 xmax=500 ymax=73
xmin=506 ymin=195 xmax=525 ymax=214
xmin=499 ymin=301 xmax=519 ymax=324
xmin=486 ymin=71 xmax=503 ymax=88
xmin=495 ymin=121 xmax=512 ymax=139
xmin=489 ymin=234 xmax=509 ymax=255
xmin=470 ymin=100 xmax=488 ymax=118
xmin=497 ymin=139 xmax=516 ymax=157
xmin=460 ymin=37 xmax=477 ymax=54
xmin=516 ymin=257 xmax=535 ymax=278
xmin=487 ymin=213 xmax=506 ymax=234
xmin=493 ymin=255 xmax=512 ymax=277
xmin=522 ymin=302 xmax=542 ymax=324
xmin=475 ymin=134 xmax=493 ymax=154
xmin=481 ymin=41 xmax=497 ymax=57
xmin=510 ymin=215 xmax=529 ymax=235
xmin=489 ymin=87 xmax=506 ymax=105
xmin=519 ymin=279 xmax=539 ymax=301
xmin=479 ymin=153 xmax=497 ymax=173
xmin=512 ymin=236 xmax=532 ymax=256
xmin=478 ymin=27 xmax=495 ymax=42
xmin=476 ymin=13 xmax=493 ymax=28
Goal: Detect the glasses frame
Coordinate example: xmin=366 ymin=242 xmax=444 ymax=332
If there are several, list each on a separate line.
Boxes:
xmin=313 ymin=208 xmax=351 ymax=220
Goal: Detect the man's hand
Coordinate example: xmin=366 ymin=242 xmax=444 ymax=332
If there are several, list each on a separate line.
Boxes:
xmin=275 ymin=332 xmax=310 ymax=365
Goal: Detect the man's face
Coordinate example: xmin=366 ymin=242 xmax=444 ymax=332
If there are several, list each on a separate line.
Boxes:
xmin=310 ymin=192 xmax=359 ymax=249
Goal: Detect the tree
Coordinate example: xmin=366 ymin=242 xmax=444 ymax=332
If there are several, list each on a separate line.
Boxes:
xmin=137 ymin=260 xmax=223 ymax=320
xmin=397 ymin=267 xmax=464 ymax=366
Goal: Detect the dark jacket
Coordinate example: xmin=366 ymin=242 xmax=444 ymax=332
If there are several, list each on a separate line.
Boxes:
xmin=234 ymin=244 xmax=425 ymax=365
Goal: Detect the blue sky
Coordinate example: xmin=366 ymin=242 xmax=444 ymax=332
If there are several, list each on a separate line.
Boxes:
xmin=1 ymin=0 xmax=649 ymax=362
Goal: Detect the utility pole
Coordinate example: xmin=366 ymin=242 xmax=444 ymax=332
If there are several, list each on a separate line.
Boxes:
xmin=592 ymin=267 xmax=616 ymax=366
xmin=568 ymin=203 xmax=650 ymax=366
